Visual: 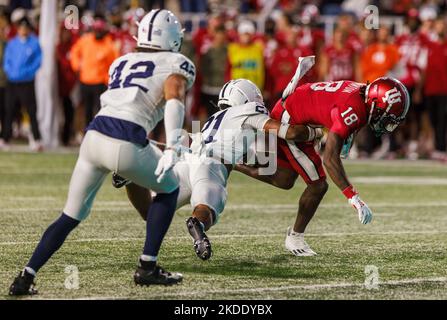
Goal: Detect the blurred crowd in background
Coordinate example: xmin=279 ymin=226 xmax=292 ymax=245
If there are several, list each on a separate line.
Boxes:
xmin=0 ymin=0 xmax=447 ymax=162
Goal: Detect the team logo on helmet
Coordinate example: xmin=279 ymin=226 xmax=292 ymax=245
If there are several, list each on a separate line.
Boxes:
xmin=382 ymin=87 xmax=402 ymax=106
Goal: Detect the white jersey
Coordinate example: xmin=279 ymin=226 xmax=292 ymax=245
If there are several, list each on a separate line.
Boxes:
xmin=200 ymin=102 xmax=270 ymax=165
xmin=99 ymin=51 xmax=195 ymax=134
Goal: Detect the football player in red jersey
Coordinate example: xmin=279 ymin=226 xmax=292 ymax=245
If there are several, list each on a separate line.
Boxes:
xmin=237 ymin=68 xmax=410 ymax=256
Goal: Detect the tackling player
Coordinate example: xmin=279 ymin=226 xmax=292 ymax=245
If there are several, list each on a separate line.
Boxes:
xmin=237 ymin=72 xmax=410 ymax=256
xmin=114 ymin=78 xmax=323 ymax=260
xmin=9 ymin=10 xmax=195 ymax=295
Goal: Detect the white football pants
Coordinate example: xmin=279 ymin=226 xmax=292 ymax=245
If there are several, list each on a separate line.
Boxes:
xmin=175 ymin=153 xmax=228 ymax=223
xmin=64 ymin=130 xmax=179 ymax=221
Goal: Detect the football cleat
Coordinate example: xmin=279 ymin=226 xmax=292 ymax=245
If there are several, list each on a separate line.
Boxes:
xmin=134 ymin=263 xmax=183 ymax=286
xmin=9 ymin=269 xmax=38 ymax=296
xmin=186 ymin=217 xmax=212 ymax=261
xmin=112 ymin=173 xmax=131 ymax=189
xmin=285 ymin=227 xmax=317 ymax=257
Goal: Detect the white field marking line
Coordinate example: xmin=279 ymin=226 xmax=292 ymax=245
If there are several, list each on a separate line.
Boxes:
xmin=351 ymin=176 xmax=447 ymax=185
xmin=3 ymin=201 xmax=447 ymax=213
xmin=23 ymin=277 xmax=447 ymax=300
xmin=346 ymin=159 xmax=445 ymax=167
xmin=0 ymin=170 xmax=72 ymax=175
xmin=138 ymin=277 xmax=447 ymax=298
xmin=1 ymin=230 xmax=446 ymax=246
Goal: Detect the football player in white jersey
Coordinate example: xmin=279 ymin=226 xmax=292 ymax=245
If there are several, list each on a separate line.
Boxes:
xmin=114 ymin=79 xmax=323 ymax=260
xmin=9 ymin=10 xmax=195 ymax=296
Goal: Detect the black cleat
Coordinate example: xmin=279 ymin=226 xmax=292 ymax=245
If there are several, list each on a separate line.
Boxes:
xmin=112 ymin=173 xmax=131 ymax=189
xmin=9 ymin=270 xmax=38 ymax=296
xmin=134 ymin=262 xmax=183 ymax=286
xmin=186 ymin=217 xmax=212 ymax=261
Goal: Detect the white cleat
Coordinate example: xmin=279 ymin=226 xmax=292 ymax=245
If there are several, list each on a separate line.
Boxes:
xmin=285 ymin=227 xmax=317 ymax=257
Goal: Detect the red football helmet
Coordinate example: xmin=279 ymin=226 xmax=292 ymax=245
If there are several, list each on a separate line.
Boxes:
xmin=365 ymin=77 xmax=410 ymax=136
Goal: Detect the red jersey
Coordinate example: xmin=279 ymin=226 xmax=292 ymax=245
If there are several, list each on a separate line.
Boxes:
xmin=273 ymin=81 xmax=368 ymax=140
xmin=323 ymin=45 xmax=355 ymax=81
xmin=297 ymin=27 xmax=324 ymax=54
xmin=269 ymin=45 xmax=313 ymax=96
xmin=395 ymin=33 xmax=428 ymax=88
xmin=347 ymin=31 xmax=363 ymax=53
xmin=110 ymin=29 xmax=136 ymax=55
xmin=424 ymin=38 xmax=447 ymax=96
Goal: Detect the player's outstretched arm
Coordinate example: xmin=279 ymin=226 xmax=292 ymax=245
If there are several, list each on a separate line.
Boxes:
xmin=263 ymin=119 xmax=324 ymax=142
xmin=244 ymin=114 xmax=323 ymax=142
xmin=324 ymin=131 xmax=373 ymax=224
xmin=155 ymin=74 xmax=188 ymax=182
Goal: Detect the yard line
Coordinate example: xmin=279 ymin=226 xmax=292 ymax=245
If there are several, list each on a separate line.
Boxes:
xmin=3 ymin=201 xmax=447 ymax=213
xmin=0 ymin=230 xmax=446 ymax=246
xmin=64 ymin=277 xmax=447 ymax=300
xmin=351 ymin=176 xmax=447 ymax=185
xmin=139 ymin=277 xmax=447 ymax=298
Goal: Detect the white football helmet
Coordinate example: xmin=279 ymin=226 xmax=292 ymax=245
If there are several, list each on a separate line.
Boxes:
xmin=217 ymin=79 xmax=263 ymax=109
xmin=135 ymin=9 xmax=184 ymax=52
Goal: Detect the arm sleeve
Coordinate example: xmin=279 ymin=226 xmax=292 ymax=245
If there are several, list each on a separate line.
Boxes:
xmin=3 ymin=42 xmax=12 ymax=77
xmin=164 ymin=99 xmax=186 ymax=148
xmin=243 ymin=113 xmax=271 ymax=131
xmin=22 ymin=41 xmax=42 ymax=77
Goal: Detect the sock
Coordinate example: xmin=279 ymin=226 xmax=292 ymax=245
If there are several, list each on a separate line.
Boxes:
xmin=143 ymin=188 xmax=179 ymax=257
xmin=139 ymin=256 xmax=157 ymax=271
xmin=27 ymin=213 xmax=80 ymax=273
xmin=24 ymin=267 xmax=36 ymax=276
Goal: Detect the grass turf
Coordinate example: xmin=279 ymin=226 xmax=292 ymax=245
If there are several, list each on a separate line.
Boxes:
xmin=0 ymin=152 xmax=446 ymax=300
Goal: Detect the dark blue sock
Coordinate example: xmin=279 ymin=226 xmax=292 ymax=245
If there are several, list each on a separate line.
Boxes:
xmin=27 ymin=213 xmax=80 ymax=272
xmin=143 ymin=188 xmax=179 ymax=257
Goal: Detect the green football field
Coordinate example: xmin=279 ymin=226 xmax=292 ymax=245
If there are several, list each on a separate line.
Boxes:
xmin=0 ymin=152 xmax=446 ymax=300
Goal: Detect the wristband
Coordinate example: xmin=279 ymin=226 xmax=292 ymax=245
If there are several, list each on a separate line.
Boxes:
xmin=342 ymin=185 xmax=358 ymax=199
xmin=278 ymin=123 xmax=290 ymax=139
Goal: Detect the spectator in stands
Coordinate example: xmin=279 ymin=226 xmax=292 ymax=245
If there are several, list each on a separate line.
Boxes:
xmin=180 ymin=0 xmax=207 ymax=12
xmin=57 ymin=24 xmax=77 ymax=146
xmin=227 ymin=20 xmax=265 ymax=91
xmin=0 ymin=13 xmax=8 ymax=143
xmin=199 ymin=25 xmax=228 ymax=119
xmin=319 ymin=28 xmax=356 ymax=81
xmin=359 ymin=26 xmax=400 ymax=83
xmin=109 ymin=8 xmax=136 ymax=55
xmin=297 ymin=4 xmax=324 ymax=57
xmin=359 ymin=26 xmax=400 ymax=159
xmin=70 ymin=16 xmax=117 ymax=128
xmin=274 ymin=12 xmax=294 ymax=46
xmin=417 ymin=18 xmax=447 ymax=161
xmin=9 ymin=0 xmax=32 ymax=11
xmin=395 ymin=9 xmax=429 ymax=159
xmin=269 ymin=27 xmax=312 ymax=101
xmin=2 ymin=17 xmax=42 ymax=151
xmin=261 ymin=18 xmax=278 ymax=106
xmin=191 ymin=14 xmax=223 ymax=118
xmin=336 ymin=12 xmax=363 ymax=52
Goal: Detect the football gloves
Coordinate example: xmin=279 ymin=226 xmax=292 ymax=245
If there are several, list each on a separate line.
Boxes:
xmin=155 ymin=149 xmax=179 ymax=183
xmin=348 ymin=194 xmax=373 ymax=225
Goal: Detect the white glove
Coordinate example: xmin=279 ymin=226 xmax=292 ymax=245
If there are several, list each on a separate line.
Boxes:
xmin=348 ymin=194 xmax=373 ymax=225
xmin=155 ymin=149 xmax=178 ymax=183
